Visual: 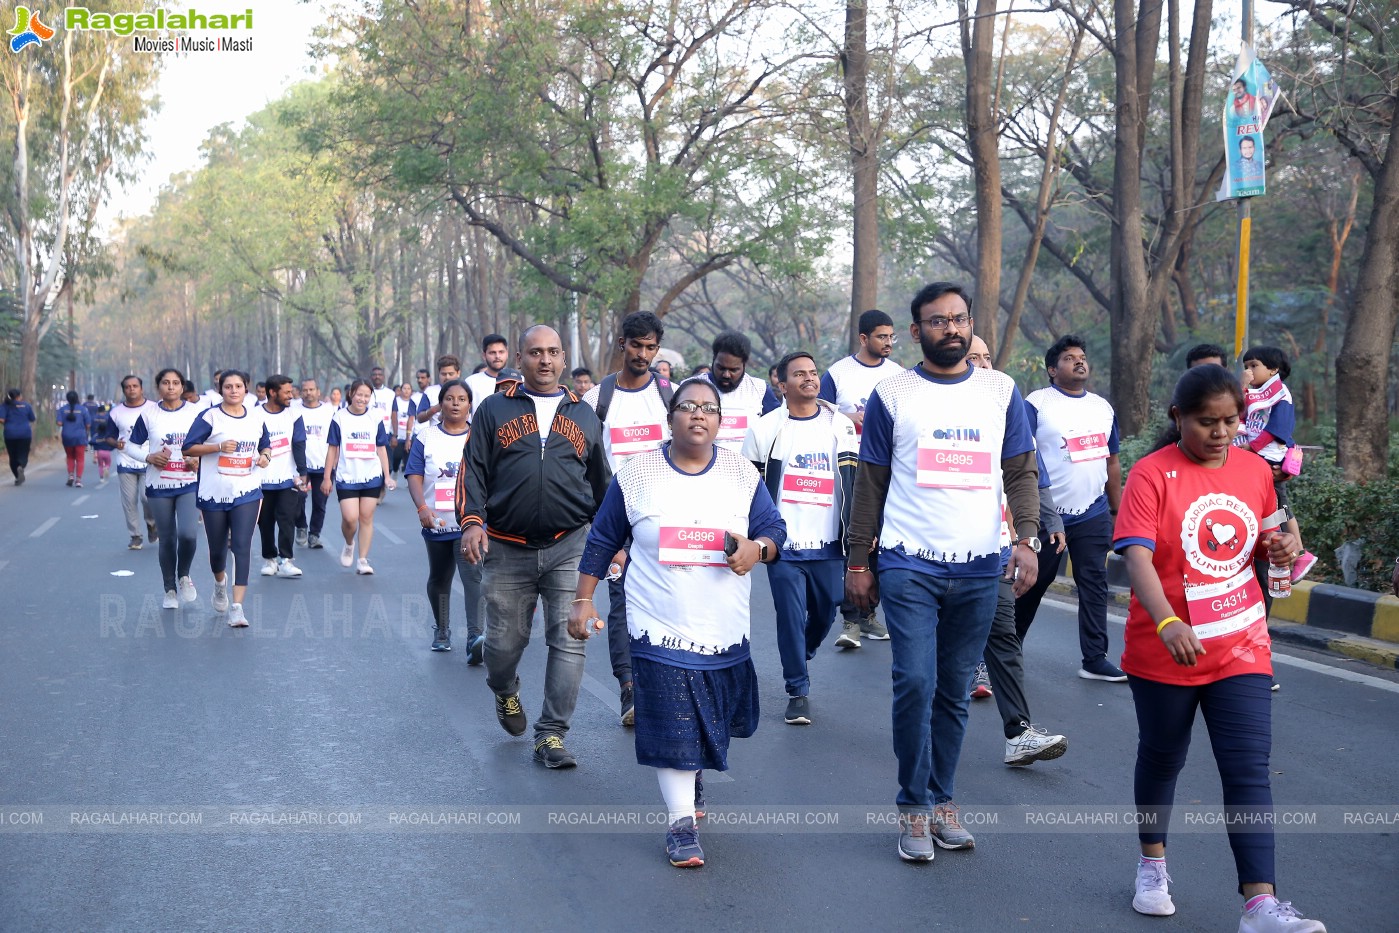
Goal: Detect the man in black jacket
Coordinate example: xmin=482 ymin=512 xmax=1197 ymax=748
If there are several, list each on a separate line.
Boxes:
xmin=458 ymin=324 xmax=612 ymax=769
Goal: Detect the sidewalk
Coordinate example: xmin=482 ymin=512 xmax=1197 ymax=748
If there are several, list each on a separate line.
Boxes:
xmin=1051 ymin=554 xmax=1399 ymax=672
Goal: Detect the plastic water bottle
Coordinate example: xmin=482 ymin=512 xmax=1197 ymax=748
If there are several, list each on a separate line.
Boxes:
xmin=1267 ymin=561 xmax=1292 ymax=599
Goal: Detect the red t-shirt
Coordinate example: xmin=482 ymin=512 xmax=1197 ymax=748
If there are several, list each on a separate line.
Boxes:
xmin=1113 ymin=445 xmax=1280 ymax=685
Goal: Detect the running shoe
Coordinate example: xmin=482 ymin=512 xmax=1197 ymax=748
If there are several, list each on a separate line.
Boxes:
xmin=128 ymin=536 xmax=143 ymax=550
xmin=162 ymin=590 xmax=179 ymax=610
xmin=931 ymin=802 xmax=974 ymax=849
xmin=619 ymin=682 xmax=635 ymax=727
xmin=1005 ymin=725 xmax=1069 ymax=766
xmin=1132 ymin=858 xmax=1175 ymax=916
xmin=307 ymin=534 xmax=323 ymax=549
xmin=212 ymin=579 xmax=229 ymax=613
xmin=784 ymin=696 xmax=811 ymax=725
xmin=970 ymin=661 xmax=993 ymax=699
xmin=1079 ymin=657 xmax=1128 ymax=682
xmin=533 ymin=734 xmax=577 ymax=769
xmin=15 ymin=466 xmax=24 ymax=485
xmin=260 ymin=558 xmax=278 ymax=577
xmin=227 ymin=603 xmax=249 ymax=628
xmin=1290 ymin=551 xmax=1317 ymax=583
xmin=494 ymin=692 xmax=527 ymax=736
xmin=1237 ymin=896 xmax=1326 ymax=932
xmin=665 ymin=816 xmax=704 ymax=868
xmin=177 ymin=576 xmax=197 ymax=603
xmin=897 ymin=812 xmax=934 ymax=862
xmin=834 ymin=620 xmax=861 ymax=649
xmin=73 ymin=479 xmax=82 ymax=488
xmin=295 ymin=528 xmax=309 ymax=548
xmin=860 ymin=614 xmax=889 ymax=640
xmin=467 ymin=635 xmax=486 ymax=666
xmin=430 ymin=627 xmax=451 ymax=652
xmin=276 ymin=558 xmax=303 ymax=578
xmin=356 ymin=558 xmax=374 ymax=575
xmin=66 ymin=477 xmax=73 ymax=487
xmin=340 ymin=545 xmax=354 ymax=567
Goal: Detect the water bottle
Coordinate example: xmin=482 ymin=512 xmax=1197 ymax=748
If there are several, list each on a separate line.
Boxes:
xmin=1267 ymin=561 xmax=1292 ymax=599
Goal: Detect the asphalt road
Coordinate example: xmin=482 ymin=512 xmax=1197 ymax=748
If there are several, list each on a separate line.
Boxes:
xmin=2 ymin=453 xmax=1396 ymax=932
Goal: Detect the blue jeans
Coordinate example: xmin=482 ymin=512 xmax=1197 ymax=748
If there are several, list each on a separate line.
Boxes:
xmin=1129 ymin=674 xmax=1275 ymax=891
xmin=880 ymin=569 xmax=998 ymax=811
xmin=482 ymin=525 xmax=589 ymax=740
xmin=767 ymin=557 xmax=843 ymax=696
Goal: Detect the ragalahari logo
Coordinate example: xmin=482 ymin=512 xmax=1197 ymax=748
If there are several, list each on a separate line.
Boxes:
xmin=9 ymin=6 xmax=56 ymax=53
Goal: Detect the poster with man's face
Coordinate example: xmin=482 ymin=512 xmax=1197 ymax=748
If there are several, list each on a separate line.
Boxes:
xmin=1221 ymin=44 xmax=1281 ymax=200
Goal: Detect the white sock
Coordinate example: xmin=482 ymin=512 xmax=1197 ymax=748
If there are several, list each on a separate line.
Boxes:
xmin=657 ymin=767 xmax=698 ymax=825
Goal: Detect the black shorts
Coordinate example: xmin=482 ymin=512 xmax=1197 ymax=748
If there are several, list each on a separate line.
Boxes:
xmin=336 ymin=483 xmax=384 ymax=501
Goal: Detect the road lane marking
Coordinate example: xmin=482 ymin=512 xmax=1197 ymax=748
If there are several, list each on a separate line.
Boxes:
xmin=71 ymin=494 xmax=89 ymax=506
xmin=29 ymin=517 xmax=59 ymax=538
xmin=1042 ymin=595 xmax=1399 ymax=695
xmin=378 ymin=526 xmax=405 ymax=546
xmin=0 ymin=560 xmax=8 ymax=573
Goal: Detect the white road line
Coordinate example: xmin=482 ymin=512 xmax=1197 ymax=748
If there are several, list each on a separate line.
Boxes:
xmin=1041 ymin=595 xmax=1399 ymax=694
xmin=29 ymin=517 xmax=59 ymax=538
xmin=378 ymin=526 xmax=405 ymax=546
xmin=0 ymin=560 xmax=9 ymax=573
xmin=71 ymin=494 xmax=90 ymax=506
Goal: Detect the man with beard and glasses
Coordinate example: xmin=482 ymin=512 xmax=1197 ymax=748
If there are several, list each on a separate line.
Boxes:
xmin=819 ymin=308 xmax=903 ymax=648
xmin=704 ymin=331 xmax=781 ymax=453
xmin=845 ymin=282 xmax=1042 ymax=863
xmin=1014 ymin=335 xmax=1126 ymax=683
xmin=582 ymin=311 xmax=675 ymax=728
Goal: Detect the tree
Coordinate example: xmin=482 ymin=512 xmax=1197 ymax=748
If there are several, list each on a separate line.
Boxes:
xmin=2 ymin=22 xmax=157 ymax=403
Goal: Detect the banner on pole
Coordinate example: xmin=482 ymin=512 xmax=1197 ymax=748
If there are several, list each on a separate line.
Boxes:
xmin=1218 ymin=44 xmax=1281 ymax=201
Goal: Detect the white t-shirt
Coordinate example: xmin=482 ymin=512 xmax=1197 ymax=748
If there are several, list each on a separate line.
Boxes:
xmin=326 ymin=408 xmax=389 ymax=488
xmin=582 ymin=376 xmax=671 ymax=471
xmin=742 ymin=403 xmax=857 ymax=560
xmin=184 ymin=405 xmax=272 ymax=509
xmin=464 ymin=372 xmax=499 ymax=418
xmin=298 ymin=402 xmax=334 ymax=471
xmin=258 ymin=405 xmax=304 ymax=489
xmin=712 ymin=373 xmax=771 ymax=453
xmin=1024 ymin=386 xmax=1119 ymax=523
xmin=820 ymin=354 xmax=904 ymax=448
xmin=528 ymin=390 xmax=566 ymax=446
xmin=404 ymin=423 xmax=470 ymax=538
xmin=370 ymin=385 xmax=396 ymax=434
xmin=127 ymin=402 xmax=202 ymax=496
xmin=109 ymin=400 xmax=160 ymax=473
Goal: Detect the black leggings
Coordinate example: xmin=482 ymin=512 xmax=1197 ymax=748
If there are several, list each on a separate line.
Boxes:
xmin=426 ymin=536 xmax=480 ymax=638
xmin=147 ymin=492 xmax=199 ymax=591
xmin=201 ymin=500 xmax=261 ymax=587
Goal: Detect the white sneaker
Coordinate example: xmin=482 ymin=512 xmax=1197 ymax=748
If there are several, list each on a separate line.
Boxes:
xmin=340 ymin=545 xmax=354 ymax=568
xmin=177 ymin=576 xmax=197 ymax=603
xmin=276 ymin=558 xmax=303 ymax=578
xmin=1238 ymin=896 xmax=1326 ymax=933
xmin=227 ymin=603 xmax=249 ymax=627
xmin=260 ymin=558 xmax=278 ymax=576
xmin=1005 ymin=725 xmax=1069 ymax=766
xmin=162 ymin=590 xmax=180 ymax=610
xmin=356 ymin=558 xmax=374 ymax=575
xmin=1132 ymin=858 xmax=1175 ymax=916
xmin=212 ymin=579 xmax=229 ymax=613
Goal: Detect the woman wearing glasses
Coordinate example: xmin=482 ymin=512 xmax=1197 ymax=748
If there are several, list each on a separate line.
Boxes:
xmin=569 ymin=377 xmax=785 ymax=869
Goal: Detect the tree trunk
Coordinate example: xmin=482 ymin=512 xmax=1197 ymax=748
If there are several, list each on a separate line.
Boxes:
xmin=1335 ymin=115 xmax=1399 ymax=482
xmin=961 ymin=0 xmax=1002 ymax=356
xmin=843 ymin=0 xmax=878 ymax=351
xmin=1108 ymin=0 xmax=1156 ymax=436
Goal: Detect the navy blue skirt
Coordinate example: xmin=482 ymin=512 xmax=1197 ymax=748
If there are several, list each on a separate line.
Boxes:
xmin=632 ymin=655 xmax=759 ymax=771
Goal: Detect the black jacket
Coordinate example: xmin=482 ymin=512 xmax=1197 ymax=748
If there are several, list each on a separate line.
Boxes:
xmin=456 ymin=382 xmax=611 ymax=548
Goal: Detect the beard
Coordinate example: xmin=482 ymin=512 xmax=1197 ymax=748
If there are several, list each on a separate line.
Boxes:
xmin=922 ymin=332 xmax=969 ymax=368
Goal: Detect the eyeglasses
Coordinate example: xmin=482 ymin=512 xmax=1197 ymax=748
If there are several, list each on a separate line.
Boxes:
xmin=917 ymin=313 xmax=972 ymax=331
xmin=673 ymin=401 xmax=721 ymax=415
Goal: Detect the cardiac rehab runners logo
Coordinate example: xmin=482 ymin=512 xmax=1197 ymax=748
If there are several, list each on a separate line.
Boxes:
xmin=1179 ymin=493 xmax=1258 ymax=578
xmin=9 ymin=7 xmax=55 ymax=52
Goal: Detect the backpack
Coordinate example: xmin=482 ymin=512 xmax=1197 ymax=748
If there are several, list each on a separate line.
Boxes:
xmin=593 ymin=372 xmax=673 ymax=423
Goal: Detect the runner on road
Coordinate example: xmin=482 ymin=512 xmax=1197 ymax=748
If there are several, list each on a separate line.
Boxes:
xmin=1 ymin=388 xmax=37 ymax=485
xmin=105 ymin=375 xmax=159 ymax=547
xmin=57 ymin=391 xmax=93 ymax=489
xmin=256 ymin=375 xmax=308 ymax=580
xmin=295 ymin=378 xmax=334 ymax=549
xmin=323 ymin=379 xmax=395 ymax=575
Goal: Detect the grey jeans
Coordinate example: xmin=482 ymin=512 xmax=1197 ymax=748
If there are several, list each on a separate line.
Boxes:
xmin=482 ymin=525 xmax=589 ymax=740
xmin=119 ymin=471 xmax=151 ymax=539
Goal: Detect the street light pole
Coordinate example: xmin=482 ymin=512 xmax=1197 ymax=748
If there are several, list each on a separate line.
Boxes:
xmin=1234 ymin=0 xmax=1253 ymax=364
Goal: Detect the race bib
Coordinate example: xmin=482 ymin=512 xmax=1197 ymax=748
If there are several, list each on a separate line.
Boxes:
xmin=781 ymin=467 xmax=835 ymax=507
xmin=1066 ymin=432 xmax=1110 ymax=463
xmin=268 ymin=435 xmax=290 ymax=458
xmin=916 ymin=439 xmax=992 ymax=489
xmin=1184 ymin=565 xmax=1267 ymax=639
xmin=217 ymin=454 xmax=253 ymax=477
xmin=158 ymin=452 xmax=191 ymax=483
xmin=658 ymin=526 xmax=728 ymax=567
xmin=609 ymin=423 xmax=664 ymax=457
xmin=433 ymin=481 xmax=456 ymax=515
xmin=345 ymin=440 xmax=376 ymax=460
xmin=717 ymin=414 xmax=748 ymax=443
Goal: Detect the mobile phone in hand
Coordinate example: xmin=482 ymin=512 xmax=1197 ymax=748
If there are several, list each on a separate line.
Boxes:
xmin=724 ymin=531 xmax=738 ymax=557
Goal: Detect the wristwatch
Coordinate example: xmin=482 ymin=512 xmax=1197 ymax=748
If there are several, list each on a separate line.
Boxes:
xmin=1016 ymin=536 xmax=1042 ymax=554
xmin=758 ymin=541 xmax=769 ymax=563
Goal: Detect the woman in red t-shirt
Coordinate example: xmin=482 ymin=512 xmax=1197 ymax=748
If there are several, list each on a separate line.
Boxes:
xmin=1113 ymin=365 xmax=1325 ymax=933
